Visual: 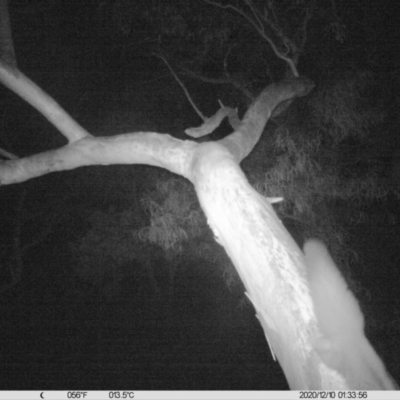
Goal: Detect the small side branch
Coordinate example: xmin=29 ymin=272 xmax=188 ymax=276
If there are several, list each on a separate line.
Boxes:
xmin=155 ymin=53 xmax=206 ymax=121
xmin=0 ymin=63 xmax=91 ymax=143
xmin=185 ymin=101 xmax=240 ymax=138
xmin=156 ymin=53 xmax=240 ymax=139
xmin=0 ymin=148 xmax=18 ymax=160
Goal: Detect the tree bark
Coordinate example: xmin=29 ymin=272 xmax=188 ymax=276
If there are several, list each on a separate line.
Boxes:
xmin=0 ymin=58 xmax=397 ymax=388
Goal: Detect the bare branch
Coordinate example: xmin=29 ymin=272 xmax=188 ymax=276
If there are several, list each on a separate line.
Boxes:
xmin=156 ymin=53 xmax=246 ymax=136
xmin=203 ymin=0 xmax=300 ymax=77
xmin=0 ymin=147 xmax=18 ymax=160
xmin=0 ymin=132 xmax=198 ymax=185
xmin=0 ymin=63 xmax=91 ymax=143
xmin=0 ymin=75 xmax=315 ymax=185
xmin=185 ymin=101 xmax=239 ymax=138
xmin=154 ymin=53 xmax=206 ymax=121
xmin=222 ymin=77 xmax=315 ymax=161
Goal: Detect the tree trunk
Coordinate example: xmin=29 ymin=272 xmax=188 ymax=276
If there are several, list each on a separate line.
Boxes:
xmin=188 ymin=142 xmax=398 ymax=389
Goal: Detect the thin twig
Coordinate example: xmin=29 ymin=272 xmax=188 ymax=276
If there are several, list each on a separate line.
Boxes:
xmin=154 ymin=53 xmax=205 ymax=121
xmin=203 ymin=0 xmax=299 ymax=76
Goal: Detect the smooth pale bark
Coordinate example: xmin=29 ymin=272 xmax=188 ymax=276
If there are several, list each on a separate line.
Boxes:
xmin=190 ymin=142 xmax=323 ymax=388
xmin=0 ymin=59 xmax=397 ymax=388
xmin=0 ymin=64 xmax=90 ymax=142
xmin=189 ymin=142 xmax=398 ymax=389
xmin=0 ymin=132 xmax=198 ymax=185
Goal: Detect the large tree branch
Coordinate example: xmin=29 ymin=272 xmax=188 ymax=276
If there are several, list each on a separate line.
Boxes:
xmin=0 ymin=51 xmax=395 ymax=391
xmin=0 ymin=63 xmax=91 ymax=143
xmin=0 ymin=132 xmax=198 ymax=185
xmin=0 ymin=0 xmax=396 ymax=390
xmin=0 ymin=62 xmax=313 ymax=185
xmin=221 ymin=77 xmax=315 ymax=161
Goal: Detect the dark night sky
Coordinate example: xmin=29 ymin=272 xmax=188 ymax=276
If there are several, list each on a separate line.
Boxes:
xmin=0 ymin=0 xmax=399 ymax=391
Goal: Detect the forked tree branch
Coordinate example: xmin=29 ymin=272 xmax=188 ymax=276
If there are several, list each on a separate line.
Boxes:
xmin=203 ymin=0 xmax=303 ymax=77
xmin=155 ymin=53 xmax=240 ymax=139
